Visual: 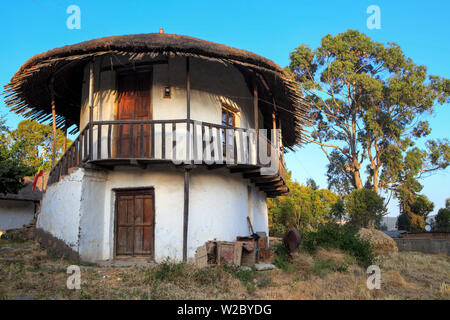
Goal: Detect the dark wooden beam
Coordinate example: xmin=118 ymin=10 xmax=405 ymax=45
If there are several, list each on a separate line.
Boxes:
xmin=88 ymin=60 xmax=94 ymax=161
xmin=183 ymin=57 xmax=191 ymax=263
xmin=63 ymin=119 xmax=68 ymax=153
xmin=207 ymin=164 xmax=225 ymax=170
xmin=251 ymin=177 xmax=281 ymax=185
xmin=186 ymin=57 xmax=191 ymax=163
xmin=259 ymin=184 xmax=288 ymax=192
xmin=243 ymin=172 xmax=279 ymax=180
xmin=256 ymin=180 xmax=284 ymax=188
xmin=253 ymin=74 xmax=259 ymax=165
xmin=50 ymin=75 xmax=57 ymax=168
xmin=183 ymin=168 xmax=191 ymax=262
xmin=231 ymin=167 xmax=260 ymax=174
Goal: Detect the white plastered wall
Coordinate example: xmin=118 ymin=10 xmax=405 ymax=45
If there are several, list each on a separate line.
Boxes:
xmin=0 ymin=200 xmax=35 ymax=231
xmin=36 ymin=169 xmax=84 ymax=251
xmin=38 ymin=165 xmax=268 ymax=262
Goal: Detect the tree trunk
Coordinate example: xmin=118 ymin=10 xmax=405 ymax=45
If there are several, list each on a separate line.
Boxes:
xmin=353 ymin=169 xmax=363 ymax=189
xmin=373 ymin=167 xmax=379 ymax=194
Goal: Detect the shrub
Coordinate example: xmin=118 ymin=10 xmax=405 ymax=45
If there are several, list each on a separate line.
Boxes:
xmin=150 ymin=260 xmax=185 ymax=282
xmin=435 ymin=208 xmax=450 ymax=232
xmin=271 ymin=243 xmax=293 ymax=272
xmin=344 ymin=189 xmax=386 ymax=228
xmin=302 ymin=223 xmax=375 ymax=267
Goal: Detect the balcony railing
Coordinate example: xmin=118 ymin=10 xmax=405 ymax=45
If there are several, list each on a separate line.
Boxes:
xmin=48 ymin=119 xmax=288 ymax=194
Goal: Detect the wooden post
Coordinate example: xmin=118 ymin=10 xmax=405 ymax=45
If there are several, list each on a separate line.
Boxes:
xmin=253 ymin=74 xmax=258 ymax=165
xmin=278 ymin=118 xmax=284 ymax=165
xmin=63 ymin=120 xmax=68 ymax=153
xmin=88 ymin=60 xmax=94 ymax=160
xmin=272 ymin=97 xmax=278 ymax=158
xmin=50 ymin=75 xmax=57 ymax=169
xmin=271 ymin=112 xmax=276 ymax=158
xmin=186 ymin=57 xmax=191 ymax=162
xmin=183 ymin=168 xmax=190 ymax=262
xmin=183 ymin=57 xmax=192 ymax=263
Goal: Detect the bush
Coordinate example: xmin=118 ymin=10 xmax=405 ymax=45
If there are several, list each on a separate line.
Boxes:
xmin=150 ymin=260 xmax=185 ymax=282
xmin=344 ymin=189 xmax=386 ymax=228
xmin=302 ymin=223 xmax=375 ymax=267
xmin=435 ymin=208 xmax=450 ymax=232
xmin=271 ymin=244 xmax=293 ymax=272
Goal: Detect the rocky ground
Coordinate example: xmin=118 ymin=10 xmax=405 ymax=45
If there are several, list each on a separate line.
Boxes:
xmin=0 ymin=238 xmax=449 ymax=300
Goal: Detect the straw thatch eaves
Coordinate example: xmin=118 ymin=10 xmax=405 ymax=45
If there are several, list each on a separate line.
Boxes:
xmin=4 ymin=33 xmax=310 ymax=149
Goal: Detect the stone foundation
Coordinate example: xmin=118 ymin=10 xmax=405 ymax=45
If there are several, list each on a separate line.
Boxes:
xmin=35 ymin=228 xmax=80 ymax=262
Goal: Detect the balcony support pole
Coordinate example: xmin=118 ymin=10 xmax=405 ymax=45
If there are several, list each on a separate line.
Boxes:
xmin=63 ymin=119 xmax=67 ymax=153
xmin=183 ymin=167 xmax=190 ymax=262
xmin=88 ymin=60 xmax=95 ymax=161
xmin=183 ymin=57 xmax=191 ymax=262
xmin=50 ymin=75 xmax=56 ymax=169
xmin=253 ymin=74 xmax=258 ymax=165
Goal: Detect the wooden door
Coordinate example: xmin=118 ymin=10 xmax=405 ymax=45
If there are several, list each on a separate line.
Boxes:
xmin=115 ymin=70 xmax=152 ymax=158
xmin=115 ymin=188 xmax=154 ymax=257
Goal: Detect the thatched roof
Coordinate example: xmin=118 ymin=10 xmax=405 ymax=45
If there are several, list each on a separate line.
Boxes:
xmin=3 ymin=33 xmax=310 ymax=148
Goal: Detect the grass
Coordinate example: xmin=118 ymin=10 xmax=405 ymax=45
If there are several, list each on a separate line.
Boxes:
xmin=0 ymin=239 xmax=448 ymax=300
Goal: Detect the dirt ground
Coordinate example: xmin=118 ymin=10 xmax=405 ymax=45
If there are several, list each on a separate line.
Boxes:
xmin=0 ymin=239 xmax=448 ymax=300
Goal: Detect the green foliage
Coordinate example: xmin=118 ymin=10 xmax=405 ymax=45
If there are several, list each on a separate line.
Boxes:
xmin=344 ymin=189 xmax=386 ymax=228
xmin=268 ymin=172 xmax=339 ymax=236
xmin=8 ymin=119 xmax=71 ymax=172
xmin=396 ymin=213 xmax=411 ymax=231
xmin=330 ymin=197 xmax=345 ymax=222
xmin=410 ymin=194 xmax=434 ymax=217
xmin=397 ymin=191 xmax=434 ymax=232
xmin=302 ymin=223 xmax=375 ymax=267
xmin=435 ymin=208 xmax=450 ymax=232
xmin=288 ymin=30 xmax=450 ymax=195
xmin=271 ymin=244 xmax=294 ymax=272
xmin=151 ymin=260 xmax=186 ymax=281
xmin=311 ymin=259 xmax=349 ymax=276
xmin=0 ymin=116 xmax=34 ymax=194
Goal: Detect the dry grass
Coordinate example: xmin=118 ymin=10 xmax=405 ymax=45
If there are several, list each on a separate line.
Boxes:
xmin=0 ymin=239 xmax=448 ymax=300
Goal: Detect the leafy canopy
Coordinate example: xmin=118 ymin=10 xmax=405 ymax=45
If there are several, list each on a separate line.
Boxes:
xmin=344 ymin=188 xmax=386 ymax=228
xmin=289 ymin=30 xmax=450 ymax=196
xmin=8 ymin=119 xmax=71 ymax=172
xmin=268 ymin=173 xmax=339 ymax=236
xmin=0 ymin=116 xmax=34 ymax=194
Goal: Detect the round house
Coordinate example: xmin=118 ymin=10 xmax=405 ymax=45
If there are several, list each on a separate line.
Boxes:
xmin=5 ymin=33 xmax=309 ymax=263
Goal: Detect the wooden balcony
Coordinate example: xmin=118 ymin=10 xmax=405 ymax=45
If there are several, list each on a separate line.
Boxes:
xmin=48 ymin=119 xmax=289 ymax=197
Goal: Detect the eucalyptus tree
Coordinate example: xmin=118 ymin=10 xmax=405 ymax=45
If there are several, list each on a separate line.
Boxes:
xmin=289 ymin=30 xmax=450 ymax=196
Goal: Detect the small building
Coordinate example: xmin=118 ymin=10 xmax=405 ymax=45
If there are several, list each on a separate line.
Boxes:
xmin=4 ymin=33 xmax=309 ymax=262
xmin=0 ymin=174 xmax=47 ymax=234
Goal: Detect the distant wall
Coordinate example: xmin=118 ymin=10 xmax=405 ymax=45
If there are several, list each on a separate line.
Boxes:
xmin=394 ymin=238 xmax=450 ymax=255
xmin=0 ymin=200 xmax=35 ymax=231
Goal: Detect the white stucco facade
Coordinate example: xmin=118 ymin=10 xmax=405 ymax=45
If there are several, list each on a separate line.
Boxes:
xmin=0 ymin=200 xmax=35 ymax=231
xmin=37 ymin=166 xmax=268 ymax=262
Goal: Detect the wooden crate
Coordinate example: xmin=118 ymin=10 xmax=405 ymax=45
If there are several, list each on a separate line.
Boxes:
xmin=239 ymin=240 xmax=257 ymax=266
xmin=195 ymin=245 xmax=208 ymax=268
xmin=217 ymin=241 xmax=242 ymax=266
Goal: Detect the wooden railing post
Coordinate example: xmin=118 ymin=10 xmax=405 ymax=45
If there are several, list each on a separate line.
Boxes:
xmin=88 ymin=60 xmax=94 ymax=161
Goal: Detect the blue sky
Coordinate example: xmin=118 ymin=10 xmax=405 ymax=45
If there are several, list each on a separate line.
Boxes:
xmin=1 ymin=0 xmax=449 ymax=216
